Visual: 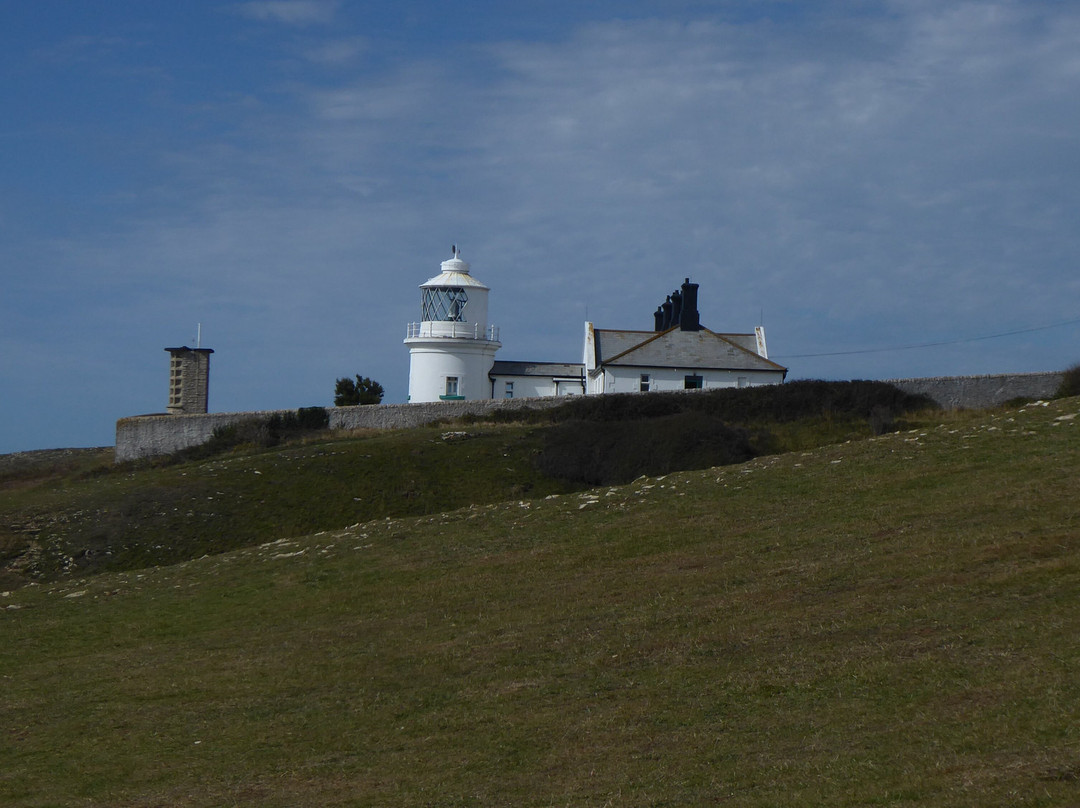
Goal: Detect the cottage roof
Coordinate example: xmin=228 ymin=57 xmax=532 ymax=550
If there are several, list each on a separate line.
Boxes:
xmin=490 ymin=360 xmax=584 ymax=378
xmin=593 ymin=327 xmax=787 ymax=372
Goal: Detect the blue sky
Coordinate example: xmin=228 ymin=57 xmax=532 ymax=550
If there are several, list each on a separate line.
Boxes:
xmin=3 ymin=0 xmax=1080 ymax=453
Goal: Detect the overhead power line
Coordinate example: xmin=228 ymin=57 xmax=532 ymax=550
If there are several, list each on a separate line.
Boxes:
xmin=773 ymin=316 xmax=1080 ymax=360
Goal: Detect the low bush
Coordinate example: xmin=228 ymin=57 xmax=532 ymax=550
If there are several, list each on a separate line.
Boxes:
xmin=487 ymin=380 xmax=936 ymax=429
xmin=1055 ymin=364 xmax=1080 ymax=398
xmin=170 ymin=407 xmax=331 ymax=462
xmin=169 ymin=419 xmax=268 ymax=463
xmin=536 ymin=411 xmax=757 ymax=485
xmin=267 ymin=407 xmax=330 ymax=443
xmin=493 ymin=381 xmax=937 ymax=482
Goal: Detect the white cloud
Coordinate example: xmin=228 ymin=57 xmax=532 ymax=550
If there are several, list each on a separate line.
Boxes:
xmin=103 ymin=2 xmax=1080 ymax=360
xmin=7 ymin=0 xmax=1080 ymax=451
xmin=302 ymin=36 xmax=368 ymax=65
xmin=232 ymin=0 xmax=339 ymax=26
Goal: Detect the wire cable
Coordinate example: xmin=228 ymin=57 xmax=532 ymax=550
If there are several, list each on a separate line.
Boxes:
xmin=773 ymin=316 xmax=1080 ymax=360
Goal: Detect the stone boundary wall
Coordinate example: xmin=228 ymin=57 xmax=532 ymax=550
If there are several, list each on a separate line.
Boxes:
xmin=115 ymin=371 xmax=1066 ymax=462
xmin=115 ymin=397 xmax=568 ymax=462
xmin=885 ymin=371 xmax=1063 ymax=410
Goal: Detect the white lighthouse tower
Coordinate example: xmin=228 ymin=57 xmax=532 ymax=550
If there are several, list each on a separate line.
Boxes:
xmin=405 ymin=248 xmax=501 ymax=402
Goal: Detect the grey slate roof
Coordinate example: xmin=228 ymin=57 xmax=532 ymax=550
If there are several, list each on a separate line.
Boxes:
xmin=594 ymin=327 xmax=787 ymax=372
xmin=490 ymin=360 xmax=585 ymax=378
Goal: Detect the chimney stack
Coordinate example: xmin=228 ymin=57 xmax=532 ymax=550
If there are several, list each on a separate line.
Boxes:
xmin=670 ymin=288 xmax=683 ymax=325
xmin=679 ymin=278 xmax=700 ymax=331
xmin=653 ymin=278 xmax=702 ymax=331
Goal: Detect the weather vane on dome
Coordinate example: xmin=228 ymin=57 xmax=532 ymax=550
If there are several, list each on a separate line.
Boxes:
xmin=451 ymin=244 xmax=460 ymax=259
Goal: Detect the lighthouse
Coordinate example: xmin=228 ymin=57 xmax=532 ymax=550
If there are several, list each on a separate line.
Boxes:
xmin=404 ymin=248 xmax=501 ymax=402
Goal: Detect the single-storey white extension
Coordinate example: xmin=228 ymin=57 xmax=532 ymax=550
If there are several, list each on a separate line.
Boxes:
xmin=487 ymin=277 xmax=787 ymax=398
xmin=488 ymin=361 xmax=586 ymax=399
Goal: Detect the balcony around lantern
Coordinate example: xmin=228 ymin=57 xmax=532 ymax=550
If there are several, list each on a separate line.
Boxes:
xmin=405 ymin=322 xmax=500 ymax=342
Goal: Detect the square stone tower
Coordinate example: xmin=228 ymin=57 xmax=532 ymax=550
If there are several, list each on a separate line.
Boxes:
xmin=165 ymin=346 xmax=214 ymax=414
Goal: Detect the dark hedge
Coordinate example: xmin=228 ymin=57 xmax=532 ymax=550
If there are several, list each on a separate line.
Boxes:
xmin=1056 ymin=364 xmax=1080 ymax=399
xmin=171 ymin=407 xmax=331 ymax=462
xmin=489 ymin=380 xmax=936 ymax=426
xmin=535 ymin=411 xmax=757 ymax=486
xmin=521 ymin=381 xmax=937 ymax=484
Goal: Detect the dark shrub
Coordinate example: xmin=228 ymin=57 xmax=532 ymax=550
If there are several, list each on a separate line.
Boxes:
xmin=265 ymin=413 xmax=291 ymax=444
xmin=173 ymin=407 xmax=331 ymax=461
xmin=487 ymin=380 xmax=936 ymax=430
xmin=267 ymin=407 xmax=330 ymax=445
xmin=211 ymin=419 xmax=271 ymax=447
xmin=170 ymin=418 xmax=268 ymax=462
xmin=536 ymin=411 xmax=757 ymax=485
xmin=296 ymin=406 xmax=330 ymax=431
xmin=335 ymin=376 xmax=384 ymax=406
xmin=869 ymin=405 xmax=896 ymax=435
xmin=1056 ymin=364 xmax=1080 ymax=399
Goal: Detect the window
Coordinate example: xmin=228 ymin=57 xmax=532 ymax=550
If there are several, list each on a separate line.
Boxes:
xmin=169 ymin=357 xmax=183 ymax=406
xmin=639 ymin=374 xmax=650 ymax=392
xmin=445 ymin=376 xmax=459 ymax=397
xmin=505 ymin=381 xmax=514 ymax=399
xmin=422 ymin=287 xmax=469 ymax=322
xmin=737 ymin=377 xmax=749 ymax=388
xmin=684 ymin=374 xmax=703 ymax=390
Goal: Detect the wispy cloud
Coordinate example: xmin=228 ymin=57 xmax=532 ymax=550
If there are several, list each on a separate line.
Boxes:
xmin=5 ymin=1 xmax=1080 ymax=452
xmin=66 ymin=3 xmax=1080 ymax=340
xmin=29 ymin=34 xmax=139 ymax=68
xmin=158 ymin=8 xmax=1080 ymax=342
xmin=231 ymin=0 xmax=339 ymax=26
xmin=301 ymin=36 xmax=368 ymax=65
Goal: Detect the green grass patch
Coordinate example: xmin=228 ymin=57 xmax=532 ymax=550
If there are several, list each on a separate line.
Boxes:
xmin=1 ymin=399 xmax=1078 ymax=805
xmin=0 ymin=426 xmax=580 ymax=583
xmin=0 ymin=382 xmax=937 ymax=586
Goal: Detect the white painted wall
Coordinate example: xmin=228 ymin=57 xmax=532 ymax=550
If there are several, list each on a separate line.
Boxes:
xmin=488 ymin=374 xmax=585 ymax=399
xmin=489 ymin=375 xmax=555 ymax=399
xmin=406 ymin=340 xmax=500 ymax=402
xmin=599 ymin=366 xmax=785 ymax=394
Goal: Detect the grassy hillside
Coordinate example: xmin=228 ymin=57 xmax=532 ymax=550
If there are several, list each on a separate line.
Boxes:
xmin=0 ymin=425 xmax=581 ymax=586
xmin=1 ymin=398 xmax=1077 ymax=806
xmin=0 ymin=381 xmax=933 ymax=587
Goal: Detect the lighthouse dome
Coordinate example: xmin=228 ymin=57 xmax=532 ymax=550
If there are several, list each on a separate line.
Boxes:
xmin=417 ymin=250 xmax=492 ymax=328
xmin=420 ymin=255 xmax=491 ymax=291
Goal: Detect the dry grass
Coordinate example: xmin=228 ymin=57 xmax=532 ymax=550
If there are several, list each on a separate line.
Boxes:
xmin=0 ymin=425 xmax=581 ymax=583
xmin=1 ymin=400 xmax=1078 ymax=805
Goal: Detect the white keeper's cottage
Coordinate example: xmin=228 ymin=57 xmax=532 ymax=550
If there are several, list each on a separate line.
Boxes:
xmin=578 ymin=277 xmax=787 ymax=394
xmin=406 ymin=251 xmax=786 ymax=402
